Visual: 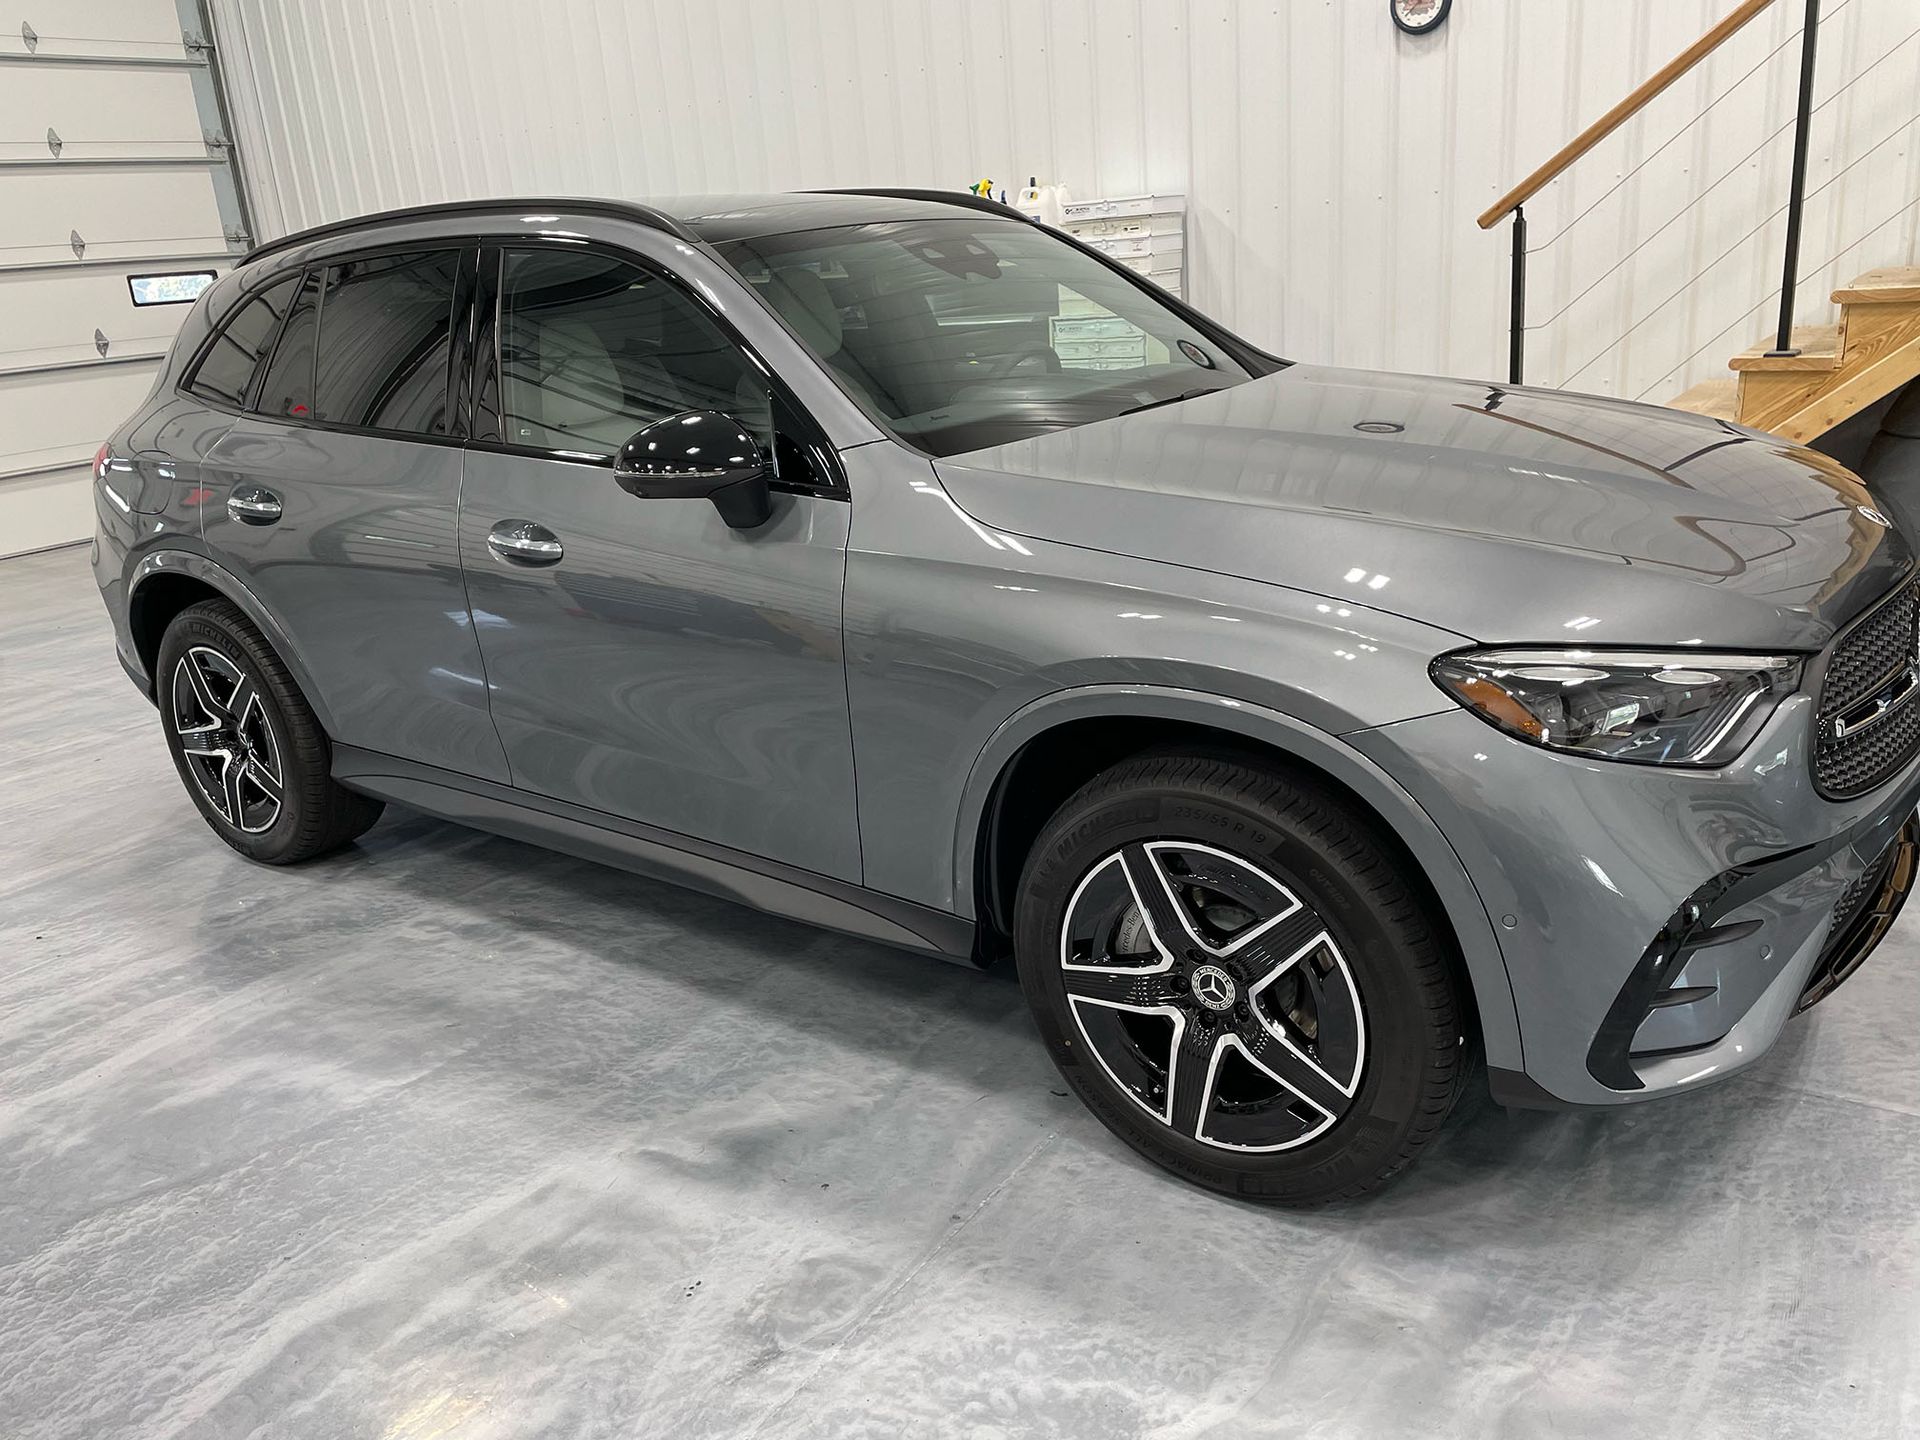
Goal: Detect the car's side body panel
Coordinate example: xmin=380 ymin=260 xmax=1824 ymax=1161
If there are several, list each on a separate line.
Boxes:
xmin=203 ymin=417 xmax=510 ymax=781
xmin=839 ymin=446 xmax=1471 ymax=892
xmin=327 ymin=743 xmax=973 ymax=959
xmin=95 ymin=399 xmax=238 ymax=698
xmin=459 ymin=448 xmax=862 ymax=881
xmin=113 ymin=547 xmax=343 ymax=737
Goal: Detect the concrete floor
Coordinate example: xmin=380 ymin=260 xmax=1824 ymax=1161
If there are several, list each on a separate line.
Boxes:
xmin=4 ymin=544 xmax=1920 ymax=1440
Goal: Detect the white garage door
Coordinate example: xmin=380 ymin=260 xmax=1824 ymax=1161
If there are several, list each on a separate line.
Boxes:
xmin=0 ymin=0 xmax=254 ymax=557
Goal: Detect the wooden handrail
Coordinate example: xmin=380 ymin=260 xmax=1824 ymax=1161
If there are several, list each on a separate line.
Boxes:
xmin=1476 ymin=0 xmax=1779 ymax=229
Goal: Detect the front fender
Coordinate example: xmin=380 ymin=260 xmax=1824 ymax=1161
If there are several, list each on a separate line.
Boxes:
xmin=950 ymin=683 xmax=1523 ymax=1074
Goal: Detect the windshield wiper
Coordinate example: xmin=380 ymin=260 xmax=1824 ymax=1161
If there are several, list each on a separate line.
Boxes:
xmin=1117 ymin=387 xmax=1227 ymax=416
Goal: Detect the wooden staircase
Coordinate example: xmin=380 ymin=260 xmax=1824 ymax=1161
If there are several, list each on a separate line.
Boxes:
xmin=1670 ymin=266 xmax=1920 ymax=442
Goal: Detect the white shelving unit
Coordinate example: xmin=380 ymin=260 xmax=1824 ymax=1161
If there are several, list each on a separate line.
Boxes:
xmin=1057 ymin=193 xmax=1187 ymax=298
xmin=1050 ymin=194 xmax=1189 ymax=370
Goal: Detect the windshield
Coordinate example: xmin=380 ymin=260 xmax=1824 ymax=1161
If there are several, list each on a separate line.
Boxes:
xmin=716 ymin=219 xmax=1265 ymax=457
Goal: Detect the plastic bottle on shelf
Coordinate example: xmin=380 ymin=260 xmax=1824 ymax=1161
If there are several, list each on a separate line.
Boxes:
xmin=1014 ymin=176 xmax=1067 ymax=226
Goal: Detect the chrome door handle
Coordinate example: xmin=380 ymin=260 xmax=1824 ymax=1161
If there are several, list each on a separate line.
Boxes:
xmin=227 ymin=484 xmax=282 ymax=525
xmin=486 ymin=519 xmax=564 ymax=565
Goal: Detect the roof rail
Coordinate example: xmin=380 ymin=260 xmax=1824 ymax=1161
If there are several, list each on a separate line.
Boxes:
xmin=809 ymin=187 xmax=1032 ymax=223
xmin=241 ymin=197 xmax=699 ymax=265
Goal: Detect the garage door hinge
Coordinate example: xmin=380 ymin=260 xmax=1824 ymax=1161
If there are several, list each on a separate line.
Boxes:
xmin=69 ymin=230 xmax=85 ymax=259
xmin=182 ymin=29 xmax=211 ymax=54
xmin=46 ymin=127 xmax=61 ymax=158
xmin=204 ymin=131 xmax=230 ymax=153
xmin=20 ymin=21 xmax=37 ymax=52
xmin=95 ymin=330 xmax=110 ymax=359
xmin=224 ymin=226 xmax=251 ymax=247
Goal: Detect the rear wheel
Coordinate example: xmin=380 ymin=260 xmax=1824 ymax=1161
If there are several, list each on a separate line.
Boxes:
xmin=1014 ymin=752 xmax=1467 ymax=1204
xmin=156 ymin=599 xmax=382 ymax=863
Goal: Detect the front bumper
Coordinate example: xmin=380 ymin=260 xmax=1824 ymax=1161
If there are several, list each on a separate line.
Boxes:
xmin=1350 ymin=693 xmax=1920 ymax=1107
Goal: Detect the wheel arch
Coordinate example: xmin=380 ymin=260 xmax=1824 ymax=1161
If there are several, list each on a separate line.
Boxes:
xmin=127 ymin=549 xmax=340 ymax=735
xmin=956 ymin=685 xmax=1523 ymax=1073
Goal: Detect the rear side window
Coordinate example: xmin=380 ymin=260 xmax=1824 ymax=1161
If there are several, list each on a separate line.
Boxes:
xmin=310 ymin=250 xmax=460 ymax=435
xmin=253 ymin=270 xmax=321 ymax=419
xmin=187 ymin=276 xmax=297 ymax=407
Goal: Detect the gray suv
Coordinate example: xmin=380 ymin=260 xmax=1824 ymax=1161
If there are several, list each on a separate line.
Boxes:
xmin=93 ymin=191 xmax=1920 ymax=1202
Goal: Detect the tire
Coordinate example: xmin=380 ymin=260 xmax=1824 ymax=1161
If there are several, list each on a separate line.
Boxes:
xmin=1014 ymin=751 xmax=1467 ymax=1204
xmin=155 ymin=599 xmax=383 ymax=864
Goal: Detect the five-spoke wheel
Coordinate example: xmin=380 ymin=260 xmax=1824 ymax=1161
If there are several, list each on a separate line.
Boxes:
xmin=155 ymin=598 xmax=383 ymax=863
xmin=1016 ymin=752 xmax=1469 ymax=1204
xmin=1060 ymin=841 xmax=1366 ymax=1151
xmin=171 ymin=645 xmax=286 ymax=833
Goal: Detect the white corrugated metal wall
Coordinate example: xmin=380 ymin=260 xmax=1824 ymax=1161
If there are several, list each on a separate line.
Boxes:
xmin=209 ymin=0 xmax=1919 ymax=401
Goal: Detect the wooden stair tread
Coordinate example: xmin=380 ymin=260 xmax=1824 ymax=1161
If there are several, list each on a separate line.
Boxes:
xmin=1699 ymin=257 xmax=1920 ymax=441
xmin=1742 ymin=324 xmax=1920 ymax=443
xmin=1834 ymin=266 xmax=1920 ymax=305
xmin=1668 ymin=377 xmax=1740 ymax=421
xmin=1729 ymin=323 xmax=1842 ymax=372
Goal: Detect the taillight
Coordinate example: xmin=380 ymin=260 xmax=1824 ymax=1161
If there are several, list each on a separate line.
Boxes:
xmin=93 ymin=441 xmax=111 ymax=479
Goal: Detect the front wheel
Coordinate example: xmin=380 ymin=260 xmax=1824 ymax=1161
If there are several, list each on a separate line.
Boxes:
xmin=1014 ymin=752 xmax=1468 ymax=1204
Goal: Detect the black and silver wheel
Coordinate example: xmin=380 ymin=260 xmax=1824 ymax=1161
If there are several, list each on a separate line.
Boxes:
xmin=171 ymin=644 xmax=287 ymax=834
xmin=156 ymin=598 xmax=383 ymax=864
xmin=1015 ymin=752 xmax=1468 ymax=1204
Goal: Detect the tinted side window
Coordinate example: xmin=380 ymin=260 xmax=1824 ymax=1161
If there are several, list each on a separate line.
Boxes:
xmin=499 ymin=248 xmax=773 ymax=456
xmin=310 ymin=250 xmax=460 ymax=435
xmin=187 ymin=276 xmax=297 ymax=407
xmin=253 ymin=269 xmax=321 ymax=419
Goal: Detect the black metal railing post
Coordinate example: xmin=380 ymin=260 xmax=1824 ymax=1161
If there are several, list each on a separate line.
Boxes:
xmin=1767 ymin=0 xmax=1822 ymax=357
xmin=1508 ymin=205 xmax=1527 ymax=385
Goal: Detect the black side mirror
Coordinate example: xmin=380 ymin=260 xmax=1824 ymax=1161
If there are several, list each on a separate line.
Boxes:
xmin=613 ymin=410 xmax=773 ymax=530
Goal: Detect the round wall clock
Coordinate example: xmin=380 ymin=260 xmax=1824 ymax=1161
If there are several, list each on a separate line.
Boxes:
xmin=1391 ymin=0 xmax=1452 ymax=35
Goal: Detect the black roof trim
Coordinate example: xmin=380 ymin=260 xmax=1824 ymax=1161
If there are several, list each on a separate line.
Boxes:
xmin=808 ymin=188 xmax=1033 ymax=223
xmin=241 ymin=197 xmax=699 ymax=265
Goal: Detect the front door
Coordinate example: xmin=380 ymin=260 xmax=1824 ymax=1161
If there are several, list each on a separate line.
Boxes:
xmin=457 ymin=243 xmax=860 ymax=882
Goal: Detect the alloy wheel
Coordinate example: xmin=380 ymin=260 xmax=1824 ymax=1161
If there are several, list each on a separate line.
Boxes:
xmin=1058 ymin=841 xmax=1366 ymax=1151
xmin=170 ymin=645 xmax=285 ymax=834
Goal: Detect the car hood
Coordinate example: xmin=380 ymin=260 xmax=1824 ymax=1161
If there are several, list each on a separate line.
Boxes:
xmin=932 ymin=365 xmax=1910 ymax=649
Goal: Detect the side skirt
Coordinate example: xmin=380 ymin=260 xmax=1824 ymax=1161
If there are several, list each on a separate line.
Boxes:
xmin=330 ymin=745 xmax=979 ymax=964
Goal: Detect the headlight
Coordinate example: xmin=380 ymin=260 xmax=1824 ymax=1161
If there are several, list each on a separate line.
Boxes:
xmin=1430 ymin=649 xmax=1803 ymax=766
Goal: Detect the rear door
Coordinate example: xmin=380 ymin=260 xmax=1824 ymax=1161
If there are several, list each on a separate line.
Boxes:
xmin=201 ymin=244 xmax=510 ymax=782
xmin=456 ymin=241 xmax=860 ymax=881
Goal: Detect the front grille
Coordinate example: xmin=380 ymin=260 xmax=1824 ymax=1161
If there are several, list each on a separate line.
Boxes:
xmin=1815 ymin=578 xmax=1920 ymax=799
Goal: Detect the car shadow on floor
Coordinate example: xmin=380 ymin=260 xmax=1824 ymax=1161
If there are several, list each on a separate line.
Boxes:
xmin=288 ymin=808 xmax=1799 ymax=1223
